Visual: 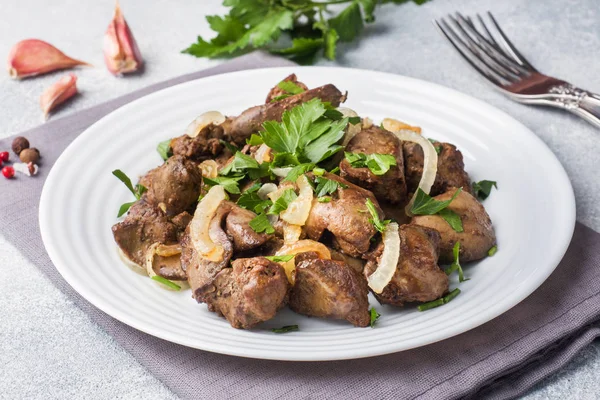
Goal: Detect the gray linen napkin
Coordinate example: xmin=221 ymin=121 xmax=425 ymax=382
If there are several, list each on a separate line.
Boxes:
xmin=1 ymin=51 xmax=599 ymax=400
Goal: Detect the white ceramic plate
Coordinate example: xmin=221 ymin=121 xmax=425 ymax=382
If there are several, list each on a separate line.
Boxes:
xmin=39 ymin=67 xmax=575 ymax=361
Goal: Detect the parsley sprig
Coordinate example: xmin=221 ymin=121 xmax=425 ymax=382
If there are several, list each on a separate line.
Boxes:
xmin=411 ymin=188 xmax=464 ymax=233
xmin=183 ymin=0 xmax=431 ymax=64
xmin=344 ymin=152 xmax=397 ymax=176
xmin=365 ymin=198 xmax=390 ymax=233
xmin=112 ymin=169 xmax=147 ymax=217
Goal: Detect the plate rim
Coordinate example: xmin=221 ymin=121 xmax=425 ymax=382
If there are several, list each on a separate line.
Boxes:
xmin=39 ymin=66 xmax=576 ymax=361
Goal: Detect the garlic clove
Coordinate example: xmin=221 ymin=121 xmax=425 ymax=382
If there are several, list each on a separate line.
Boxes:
xmin=7 ymin=39 xmax=90 ymax=79
xmin=40 ymin=73 xmax=78 ymax=119
xmin=13 ymin=162 xmax=38 ymax=176
xmin=103 ymin=1 xmax=143 ymax=76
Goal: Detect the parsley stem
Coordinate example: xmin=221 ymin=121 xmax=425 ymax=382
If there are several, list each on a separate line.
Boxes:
xmin=417 ymin=288 xmax=461 ymax=311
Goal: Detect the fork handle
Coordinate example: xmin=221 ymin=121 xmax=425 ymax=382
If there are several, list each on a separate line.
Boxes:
xmin=571 ymin=93 xmax=600 ymax=129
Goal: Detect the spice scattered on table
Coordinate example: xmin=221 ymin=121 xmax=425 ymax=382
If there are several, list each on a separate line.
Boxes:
xmin=11 ymin=136 xmax=29 ymax=156
xmin=19 ymin=148 xmax=40 ymax=164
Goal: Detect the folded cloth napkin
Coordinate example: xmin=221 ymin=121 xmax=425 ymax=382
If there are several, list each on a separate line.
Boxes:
xmin=1 ymin=51 xmax=599 ymax=400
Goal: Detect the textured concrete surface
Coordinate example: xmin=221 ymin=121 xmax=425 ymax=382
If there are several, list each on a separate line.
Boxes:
xmin=1 ymin=0 xmax=599 ymax=399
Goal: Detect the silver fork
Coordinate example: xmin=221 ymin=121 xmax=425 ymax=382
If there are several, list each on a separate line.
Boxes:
xmin=435 ymin=12 xmax=600 ymax=129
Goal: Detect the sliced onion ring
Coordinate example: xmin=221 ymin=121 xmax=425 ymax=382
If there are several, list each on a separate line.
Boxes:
xmin=185 ymin=111 xmax=226 ymax=138
xmin=367 ymin=222 xmax=400 ymax=293
xmin=254 ymin=144 xmax=272 ymax=163
xmin=280 ymin=175 xmax=313 ymax=226
xmin=389 ymin=129 xmax=438 ymax=215
xmin=275 ymin=239 xmax=332 ymax=284
xmin=189 ymin=185 xmax=227 ymax=261
xmin=258 ymin=183 xmax=278 ymax=200
xmin=199 ymin=160 xmax=219 ymax=178
xmin=271 ymin=167 xmax=292 ymax=178
xmin=382 ymin=118 xmax=422 ymax=134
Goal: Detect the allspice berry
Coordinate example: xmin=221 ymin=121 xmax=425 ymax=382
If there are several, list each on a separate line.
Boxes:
xmin=12 ymin=136 xmax=29 ymax=155
xmin=19 ymin=148 xmax=40 ymax=164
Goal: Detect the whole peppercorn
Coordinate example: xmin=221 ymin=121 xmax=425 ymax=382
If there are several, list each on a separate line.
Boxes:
xmin=19 ymin=148 xmax=40 ymax=164
xmin=12 ymin=136 xmax=29 ymax=155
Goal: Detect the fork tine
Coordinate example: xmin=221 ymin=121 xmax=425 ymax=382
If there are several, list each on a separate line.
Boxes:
xmin=434 ymin=18 xmax=508 ymax=87
xmin=454 ymin=13 xmax=531 ymax=76
xmin=449 ymin=14 xmax=525 ymax=79
xmin=487 ymin=12 xmax=538 ymax=72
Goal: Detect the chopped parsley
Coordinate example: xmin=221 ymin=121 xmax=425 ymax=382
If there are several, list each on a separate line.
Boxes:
xmin=219 ymin=139 xmax=239 ymax=154
xmin=246 ymin=134 xmax=264 ymax=146
xmin=427 ymin=138 xmax=441 ymax=154
xmin=369 ymin=307 xmax=380 ymax=328
xmin=203 ymin=175 xmax=244 ymax=194
xmin=314 ymin=176 xmax=347 ymax=197
xmin=317 ymin=196 xmax=332 ymax=203
xmin=112 ymin=169 xmax=147 ymax=217
xmin=344 ymin=152 xmax=397 ymax=176
xmin=237 ymin=191 xmax=272 ymax=214
xmin=271 ymin=325 xmax=299 ymax=334
xmin=445 ymin=242 xmax=468 ymax=282
xmin=365 ymin=198 xmax=390 ymax=233
xmin=277 ymin=80 xmax=305 ymax=95
xmin=488 ymin=245 xmax=498 ymax=257
xmin=151 ymin=275 xmax=181 ymax=291
xmin=410 ymin=188 xmax=463 ymax=232
xmin=268 ymin=189 xmax=297 ymax=215
xmin=284 ymin=163 xmax=315 ymax=182
xmin=472 ymin=180 xmax=497 ymax=200
xmin=265 ymin=255 xmax=295 ymax=263
xmin=249 ymin=213 xmax=275 ymax=234
xmin=156 ymin=138 xmax=172 ymax=161
xmin=417 ymin=288 xmax=461 ymax=311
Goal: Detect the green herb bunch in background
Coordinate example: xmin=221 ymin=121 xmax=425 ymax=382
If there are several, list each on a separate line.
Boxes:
xmin=183 ymin=0 xmax=430 ymax=64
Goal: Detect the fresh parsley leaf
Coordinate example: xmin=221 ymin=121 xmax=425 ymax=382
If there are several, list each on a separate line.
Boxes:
xmin=444 ymin=242 xmax=468 ymax=282
xmin=268 ymin=189 xmax=298 ymax=215
xmin=183 ymin=11 xmax=294 ymax=58
xmin=438 ymin=208 xmax=464 ymax=233
xmin=273 ymin=37 xmax=324 ymax=64
xmin=314 ymin=176 xmax=347 ymax=197
xmin=157 ymin=139 xmax=172 ymax=161
xmin=472 ymin=180 xmax=497 ymax=201
xmin=369 ymin=307 xmax=380 ymax=328
xmin=283 ymin=163 xmax=315 ymax=182
xmin=417 ymin=288 xmax=461 ymax=311
xmin=265 ymin=255 xmax=294 ymax=263
xmin=318 ymin=196 xmax=332 ymax=203
xmin=117 ymin=201 xmax=136 ymax=218
xmin=113 ymin=169 xmax=147 ymax=217
xmin=313 ymin=167 xmax=326 ymax=176
xmin=237 ymin=191 xmax=272 ymax=214
xmin=410 ymin=188 xmax=462 ymax=215
xmin=112 ymin=169 xmax=136 ymax=196
xmin=246 ymin=134 xmax=264 ymax=146
xmin=277 ymin=80 xmax=305 ymax=95
xmin=358 ymin=0 xmax=377 ymax=22
xmin=488 ymin=245 xmax=498 ymax=257
xmin=151 ymin=275 xmax=182 ymax=291
xmin=302 ymin=118 xmax=347 ymax=163
xmin=329 ymin=166 xmax=340 ymax=175
xmin=271 ymin=325 xmax=299 ymax=333
xmin=329 ymin=1 xmax=364 ymax=42
xmin=344 ymin=152 xmax=397 ymax=176
xmin=249 ymin=213 xmax=275 ymax=234
xmin=203 ymin=175 xmax=244 ymax=194
xmin=365 ymin=198 xmax=390 ymax=232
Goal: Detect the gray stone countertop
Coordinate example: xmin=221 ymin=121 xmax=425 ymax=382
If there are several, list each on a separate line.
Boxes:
xmin=1 ymin=0 xmax=599 ymax=398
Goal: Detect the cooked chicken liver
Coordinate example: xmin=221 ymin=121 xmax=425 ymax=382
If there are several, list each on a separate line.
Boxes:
xmin=290 ymin=252 xmax=370 ymax=327
xmin=200 ymin=257 xmax=289 ymax=329
xmin=304 ymin=173 xmax=381 ymax=258
xmin=403 ymin=141 xmax=472 ymax=196
xmin=411 ymin=188 xmax=496 ymax=263
xmin=222 ymin=84 xmax=346 ymax=146
xmin=364 ymin=224 xmax=448 ymax=305
xmin=112 ymin=199 xmax=179 ymax=266
xmin=340 ymin=126 xmax=408 ymax=205
xmin=170 ymin=123 xmax=226 ymax=162
xmin=140 ymin=155 xmax=202 ymax=217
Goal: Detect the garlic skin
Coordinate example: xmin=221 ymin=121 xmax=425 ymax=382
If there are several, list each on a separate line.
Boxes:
xmin=7 ymin=39 xmax=90 ymax=79
xmin=103 ymin=1 xmax=143 ymax=76
xmin=13 ymin=162 xmax=38 ymax=176
xmin=40 ymin=74 xmax=78 ymax=119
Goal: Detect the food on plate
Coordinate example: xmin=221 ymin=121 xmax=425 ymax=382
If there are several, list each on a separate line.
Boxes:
xmin=111 ymin=74 xmax=497 ymax=330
